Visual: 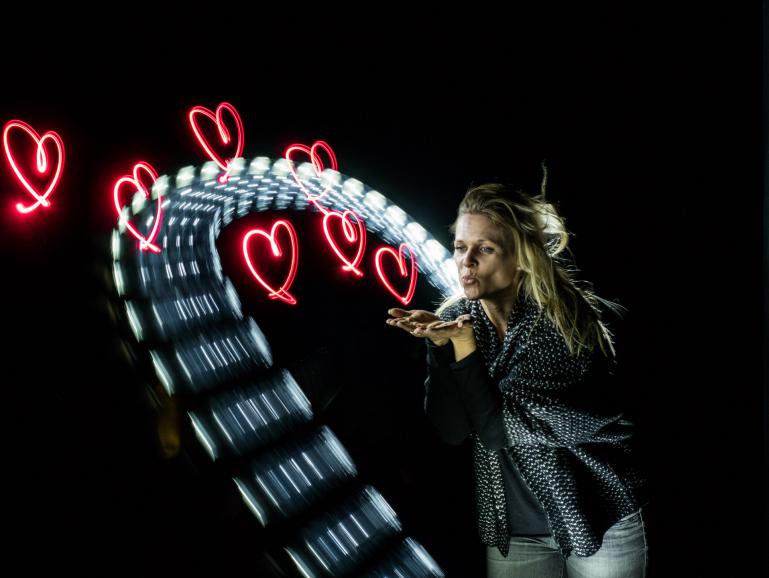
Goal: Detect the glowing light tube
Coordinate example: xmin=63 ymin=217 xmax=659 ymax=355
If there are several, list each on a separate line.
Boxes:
xmin=124 ymin=279 xmax=243 ymax=343
xmin=110 ymin=156 xmax=460 ymax=578
xmin=285 ymin=486 xmax=401 ymax=578
xmin=234 ymin=425 xmax=356 ymax=525
xmin=363 ymin=537 xmax=445 ymax=578
xmin=153 ymin=318 xmax=272 ymax=394
xmin=190 ymin=369 xmax=313 ymax=459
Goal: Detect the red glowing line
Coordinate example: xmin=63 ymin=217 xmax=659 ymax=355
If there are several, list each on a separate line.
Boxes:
xmin=284 ymin=140 xmax=338 ymax=210
xmin=113 ymin=161 xmax=163 ymax=253
xmin=285 ymin=144 xmax=325 ymax=213
xmin=322 ymin=209 xmax=366 ymax=276
xmin=374 ymin=243 xmax=418 ymax=306
xmin=242 ymin=219 xmax=299 ymax=305
xmin=3 ymin=120 xmax=65 ymax=214
xmin=188 ymin=102 xmax=244 ymax=184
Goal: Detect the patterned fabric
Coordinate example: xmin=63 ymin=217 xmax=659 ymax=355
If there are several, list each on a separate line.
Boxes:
xmin=437 ymin=293 xmax=647 ymax=558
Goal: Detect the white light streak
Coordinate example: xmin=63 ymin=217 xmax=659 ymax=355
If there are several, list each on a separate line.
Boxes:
xmin=234 ymin=478 xmax=266 ymax=526
xmin=113 ymin=262 xmax=125 ymax=296
xmin=125 ymin=302 xmax=143 ymax=342
xmin=201 ymin=160 xmax=219 ymax=181
xmin=211 ymin=410 xmax=235 ymax=445
xmin=111 ymin=230 xmax=121 ymax=260
xmin=404 ymin=222 xmax=428 ymax=243
xmin=363 ymin=190 xmax=386 ymax=212
xmin=278 ymin=463 xmax=302 ymax=495
xmin=131 ymin=190 xmax=147 ymax=213
xmin=320 ymin=168 xmax=341 ymax=188
xmin=176 ymin=166 xmax=196 ymax=188
xmin=271 ymin=158 xmax=292 ymax=176
xmin=248 ymin=156 xmax=271 ymax=175
xmin=325 ymin=528 xmax=349 ymax=556
xmin=300 ymin=451 xmax=323 ymax=481
xmin=348 ymin=513 xmax=369 ymax=539
xmin=284 ymin=548 xmax=314 ymax=578
xmin=336 ymin=521 xmax=358 ymax=548
xmin=255 ymin=473 xmax=284 ymax=513
xmin=151 ymin=351 xmax=175 ymax=396
xmin=228 ymin=156 xmax=245 ymax=176
xmin=189 ymin=413 xmax=217 ymax=460
xmin=151 ymin=175 xmax=169 ymax=200
xmin=342 ymin=178 xmax=364 ymax=198
xmin=384 ymin=205 xmax=407 ymax=227
xmin=289 ymin=457 xmax=312 ymax=487
xmin=296 ymin=161 xmax=316 ymax=179
xmin=174 ymin=350 xmax=192 ymax=384
xmin=424 ymin=239 xmax=449 ymax=262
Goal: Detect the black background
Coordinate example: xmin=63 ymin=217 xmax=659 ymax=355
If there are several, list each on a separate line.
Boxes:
xmin=2 ymin=6 xmax=765 ymax=577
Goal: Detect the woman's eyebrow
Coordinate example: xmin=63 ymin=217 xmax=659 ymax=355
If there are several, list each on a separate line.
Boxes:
xmin=454 ymin=237 xmax=501 ymax=245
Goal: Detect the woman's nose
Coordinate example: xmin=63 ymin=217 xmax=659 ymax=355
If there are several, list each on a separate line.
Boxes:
xmin=461 ymin=250 xmax=477 ymax=267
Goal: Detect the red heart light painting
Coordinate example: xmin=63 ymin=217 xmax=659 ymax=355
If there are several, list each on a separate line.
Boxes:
xmin=188 ymin=102 xmax=244 ymax=184
xmin=284 ymin=140 xmax=338 ymax=209
xmin=2 ymin=120 xmax=65 ymax=214
xmin=374 ymin=243 xmax=418 ymax=306
xmin=242 ymin=219 xmax=300 ymax=305
xmin=285 ymin=140 xmax=369 ymax=276
xmin=113 ymin=161 xmax=163 ymax=253
xmin=322 ymin=209 xmax=366 ymax=277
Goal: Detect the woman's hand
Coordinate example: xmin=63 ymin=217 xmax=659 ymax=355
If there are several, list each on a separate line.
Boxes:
xmin=386 ymin=308 xmax=475 ymax=346
xmin=386 ymin=308 xmax=440 ymax=341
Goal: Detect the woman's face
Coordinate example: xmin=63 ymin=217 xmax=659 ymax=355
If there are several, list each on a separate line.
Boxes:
xmin=453 ymin=213 xmax=518 ymax=301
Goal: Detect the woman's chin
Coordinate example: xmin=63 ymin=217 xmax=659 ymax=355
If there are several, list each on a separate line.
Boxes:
xmin=462 ymin=286 xmax=481 ymax=299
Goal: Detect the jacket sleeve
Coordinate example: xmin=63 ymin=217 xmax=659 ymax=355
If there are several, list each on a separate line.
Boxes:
xmin=449 ymin=330 xmax=626 ymax=450
xmin=423 ymin=340 xmax=473 ymax=445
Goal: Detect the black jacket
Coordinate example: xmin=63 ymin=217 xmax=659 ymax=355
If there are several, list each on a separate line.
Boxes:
xmin=423 ymin=294 xmax=647 ymax=558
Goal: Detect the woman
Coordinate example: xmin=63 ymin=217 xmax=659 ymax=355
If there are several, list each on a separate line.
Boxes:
xmin=386 ymin=182 xmax=648 ymax=577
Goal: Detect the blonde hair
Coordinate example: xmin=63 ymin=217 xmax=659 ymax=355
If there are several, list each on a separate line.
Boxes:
xmin=437 ymin=169 xmax=624 ymax=358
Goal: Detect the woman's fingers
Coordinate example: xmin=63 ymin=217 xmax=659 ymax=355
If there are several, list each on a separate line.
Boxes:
xmin=419 ymin=322 xmax=455 ymax=334
xmin=387 ymin=308 xmax=410 ymax=318
xmin=386 ymin=310 xmax=460 ymax=338
xmin=392 ymin=319 xmax=419 ymax=334
xmin=386 ymin=308 xmax=440 ymax=325
xmin=419 ymin=315 xmax=474 ymax=335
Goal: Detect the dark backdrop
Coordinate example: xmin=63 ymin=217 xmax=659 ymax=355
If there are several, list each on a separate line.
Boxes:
xmin=2 ymin=6 xmax=764 ymax=577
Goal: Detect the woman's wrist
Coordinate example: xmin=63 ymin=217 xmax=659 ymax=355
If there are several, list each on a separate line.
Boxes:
xmin=451 ymin=335 xmax=477 ymax=362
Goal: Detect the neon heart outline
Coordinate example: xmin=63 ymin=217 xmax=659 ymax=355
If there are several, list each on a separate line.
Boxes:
xmin=188 ymin=102 xmax=244 ymax=185
xmin=322 ymin=209 xmax=366 ymax=277
xmin=3 ymin=120 xmax=65 ymax=214
xmin=113 ymin=161 xmax=163 ymax=253
xmin=374 ymin=243 xmax=418 ymax=306
xmin=284 ymin=140 xmax=338 ymax=211
xmin=242 ymin=219 xmax=299 ymax=305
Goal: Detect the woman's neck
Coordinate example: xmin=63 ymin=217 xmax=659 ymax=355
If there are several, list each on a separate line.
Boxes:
xmin=481 ymin=290 xmax=519 ymax=336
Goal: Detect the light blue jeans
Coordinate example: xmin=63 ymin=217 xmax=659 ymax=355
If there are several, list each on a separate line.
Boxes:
xmin=486 ymin=508 xmax=648 ymax=578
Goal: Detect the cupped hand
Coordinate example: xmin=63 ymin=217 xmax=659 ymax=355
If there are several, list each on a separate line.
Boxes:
xmin=386 ymin=308 xmax=439 ymax=339
xmin=386 ymin=308 xmax=474 ymax=346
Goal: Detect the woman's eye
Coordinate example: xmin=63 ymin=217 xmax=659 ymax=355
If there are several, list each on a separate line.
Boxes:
xmin=453 ymin=246 xmax=465 ymax=252
xmin=481 ymin=247 xmax=493 ymax=253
